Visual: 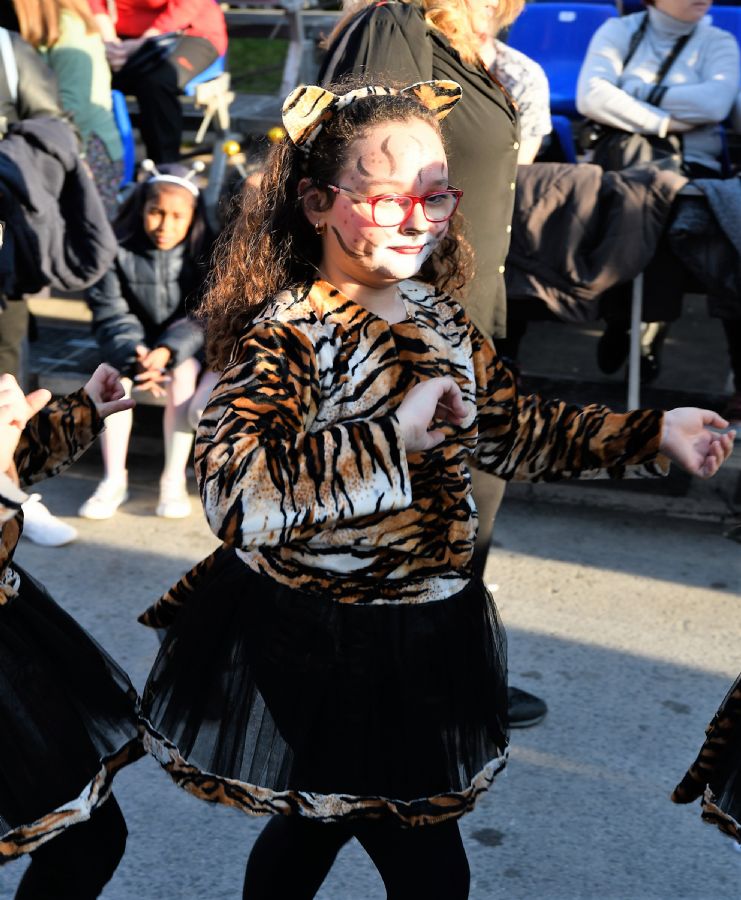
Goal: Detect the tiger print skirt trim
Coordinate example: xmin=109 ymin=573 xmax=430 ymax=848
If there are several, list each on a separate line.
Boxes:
xmin=141 ymin=559 xmax=510 ymax=826
xmin=0 ymin=565 xmax=143 ymax=863
xmin=700 ymin=787 xmax=741 ymax=842
xmin=0 ymin=740 xmax=144 ymax=862
xmin=142 ymin=722 xmax=508 ymax=827
xmin=672 ymin=672 xmax=741 ymax=843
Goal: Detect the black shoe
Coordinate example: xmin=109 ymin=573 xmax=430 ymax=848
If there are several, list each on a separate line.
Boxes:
xmin=597 ymin=323 xmax=630 ymax=374
xmin=508 ymin=685 xmax=548 ymax=728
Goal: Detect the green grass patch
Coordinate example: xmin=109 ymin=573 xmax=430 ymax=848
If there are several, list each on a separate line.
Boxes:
xmin=227 ymin=37 xmax=288 ymax=93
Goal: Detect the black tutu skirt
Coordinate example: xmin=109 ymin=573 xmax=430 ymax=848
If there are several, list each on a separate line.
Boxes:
xmin=0 ymin=565 xmax=143 ymax=862
xmin=141 ymin=551 xmax=509 ymax=827
xmin=673 ymin=671 xmax=741 ymax=841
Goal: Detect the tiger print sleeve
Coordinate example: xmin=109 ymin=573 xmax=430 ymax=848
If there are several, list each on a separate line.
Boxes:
xmin=471 ymin=327 xmax=668 ymax=481
xmin=14 ymin=388 xmax=104 ymax=486
xmin=195 ymin=321 xmax=412 ymax=547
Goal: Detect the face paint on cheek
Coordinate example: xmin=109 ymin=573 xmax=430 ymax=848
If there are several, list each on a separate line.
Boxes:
xmin=331 ymin=225 xmax=374 ymax=260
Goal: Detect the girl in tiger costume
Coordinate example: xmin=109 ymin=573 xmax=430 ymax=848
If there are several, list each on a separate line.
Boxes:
xmin=0 ymin=365 xmax=142 ymax=898
xmin=138 ymin=77 xmax=735 ymax=898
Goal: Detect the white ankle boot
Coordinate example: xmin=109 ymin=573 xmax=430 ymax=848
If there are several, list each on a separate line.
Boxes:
xmin=156 ymin=478 xmax=191 ymax=519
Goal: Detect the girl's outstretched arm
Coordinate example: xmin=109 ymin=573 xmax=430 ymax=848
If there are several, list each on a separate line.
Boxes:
xmin=473 ymin=326 xmax=669 ymax=482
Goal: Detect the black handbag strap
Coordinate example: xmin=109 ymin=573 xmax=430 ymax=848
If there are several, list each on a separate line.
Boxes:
xmin=622 ymin=13 xmax=695 ymax=106
xmin=623 ymin=13 xmax=650 ymax=69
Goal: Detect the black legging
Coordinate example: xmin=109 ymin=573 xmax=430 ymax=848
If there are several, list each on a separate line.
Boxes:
xmin=243 ymin=816 xmax=470 ymax=900
xmin=14 ymin=796 xmax=127 ymax=900
xmin=113 ymin=35 xmax=219 ymax=163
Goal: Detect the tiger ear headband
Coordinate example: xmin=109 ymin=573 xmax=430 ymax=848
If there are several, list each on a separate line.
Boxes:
xmin=281 ymin=80 xmax=463 ymax=154
xmin=140 ymin=158 xmax=205 ymax=197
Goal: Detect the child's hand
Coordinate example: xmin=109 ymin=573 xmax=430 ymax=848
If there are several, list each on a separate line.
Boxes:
xmin=84 ymin=364 xmax=136 ymax=419
xmin=0 ymin=374 xmax=51 ymax=472
xmin=396 ymin=376 xmax=469 ymax=454
xmin=132 ymin=345 xmax=172 ymax=397
xmin=660 ymin=408 xmax=735 ymax=479
xmin=139 ymin=346 xmax=172 ymax=373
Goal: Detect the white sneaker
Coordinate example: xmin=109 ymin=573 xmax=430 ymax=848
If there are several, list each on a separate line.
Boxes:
xmin=78 ymin=476 xmax=129 ymax=520
xmin=21 ymin=494 xmax=78 ymax=546
xmin=156 ymin=479 xmax=192 ymax=519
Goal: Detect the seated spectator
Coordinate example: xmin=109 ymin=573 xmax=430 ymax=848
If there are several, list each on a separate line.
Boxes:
xmin=576 ymin=0 xmax=739 ymax=383
xmin=80 ymin=161 xmax=215 ymax=521
xmin=9 ymin=0 xmax=124 ymax=218
xmin=89 ymin=0 xmax=227 ymax=163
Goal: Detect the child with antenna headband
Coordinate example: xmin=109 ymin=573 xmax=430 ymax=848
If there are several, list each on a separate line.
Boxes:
xmin=138 ymin=77 xmax=734 ymax=898
xmin=80 ymin=159 xmax=217 ymax=520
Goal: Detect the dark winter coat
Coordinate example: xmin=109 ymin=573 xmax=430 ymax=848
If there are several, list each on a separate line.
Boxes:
xmin=505 ymin=162 xmax=687 ymax=321
xmin=0 ymin=116 xmax=116 ymax=297
xmin=86 ymin=233 xmax=207 ymax=374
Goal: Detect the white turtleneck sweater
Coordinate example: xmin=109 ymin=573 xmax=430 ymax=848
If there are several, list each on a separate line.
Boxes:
xmin=576 ymin=6 xmax=739 ymax=170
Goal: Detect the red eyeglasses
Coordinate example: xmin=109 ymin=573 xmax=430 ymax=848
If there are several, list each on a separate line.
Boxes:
xmin=319 ymin=182 xmax=463 ymax=228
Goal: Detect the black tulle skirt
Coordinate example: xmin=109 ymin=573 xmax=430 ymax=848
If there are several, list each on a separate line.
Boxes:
xmin=141 ymin=552 xmax=509 ymax=826
xmin=0 ymin=565 xmax=142 ymax=862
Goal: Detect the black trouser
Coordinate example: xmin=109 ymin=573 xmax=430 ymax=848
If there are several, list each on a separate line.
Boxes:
xmin=14 ymin=796 xmax=127 ymax=900
xmin=113 ymin=35 xmax=219 ymax=163
xmin=495 ymin=296 xmax=561 ymax=364
xmin=722 ymin=317 xmax=741 ymax=393
xmin=0 ymin=298 xmax=28 ymax=382
xmin=243 ymin=816 xmax=470 ymax=900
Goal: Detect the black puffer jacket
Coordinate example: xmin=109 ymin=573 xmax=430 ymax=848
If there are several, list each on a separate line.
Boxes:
xmin=86 ymin=233 xmax=207 ymax=375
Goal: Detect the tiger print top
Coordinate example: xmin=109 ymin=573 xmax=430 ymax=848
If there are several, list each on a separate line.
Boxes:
xmin=196 ymin=278 xmax=667 ymax=605
xmin=0 ymin=389 xmax=102 ymax=601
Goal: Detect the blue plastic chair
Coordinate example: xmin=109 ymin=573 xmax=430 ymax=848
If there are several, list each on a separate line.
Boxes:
xmin=507 ymin=3 xmax=618 ymax=116
xmin=704 ymin=7 xmax=741 ymax=42
xmin=111 ymin=88 xmax=136 ymax=186
xmin=550 ymin=114 xmax=579 ymax=162
xmin=182 ymin=55 xmax=226 ymax=97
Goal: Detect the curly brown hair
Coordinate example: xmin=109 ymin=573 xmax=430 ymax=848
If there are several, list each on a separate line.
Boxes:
xmin=199 ymin=78 xmax=472 ymax=370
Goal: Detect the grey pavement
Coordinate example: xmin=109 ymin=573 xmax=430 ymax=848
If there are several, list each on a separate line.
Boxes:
xmin=0 ymin=291 xmax=738 ymax=897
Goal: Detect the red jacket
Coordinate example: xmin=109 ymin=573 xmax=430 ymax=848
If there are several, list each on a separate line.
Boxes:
xmin=89 ymin=0 xmax=227 ymax=56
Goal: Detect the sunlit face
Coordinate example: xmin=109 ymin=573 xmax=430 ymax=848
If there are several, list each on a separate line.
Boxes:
xmin=468 ymin=0 xmax=500 ymax=40
xmin=142 ymin=185 xmax=195 ymax=251
xmin=314 ymin=118 xmax=451 ymax=289
xmin=653 ymin=0 xmax=710 ymax=23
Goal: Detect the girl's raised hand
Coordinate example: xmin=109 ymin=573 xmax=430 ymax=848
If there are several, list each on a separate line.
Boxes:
xmin=84 ymin=364 xmax=136 ymax=419
xmin=659 ymin=408 xmax=735 ymax=479
xmin=0 ymin=374 xmax=51 ymax=472
xmin=396 ymin=376 xmax=469 ymax=454
xmin=0 ymin=375 xmax=50 ymax=429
